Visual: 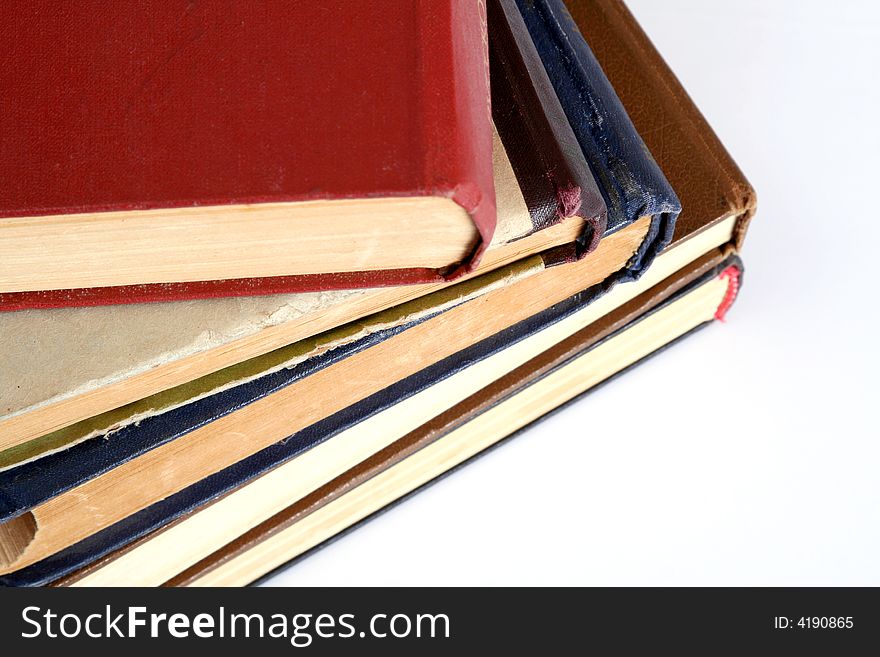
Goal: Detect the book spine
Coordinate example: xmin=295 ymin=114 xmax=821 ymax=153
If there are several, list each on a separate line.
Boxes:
xmin=514 ymin=0 xmax=680 ymax=280
xmin=417 ymin=0 xmax=497 ymax=280
xmin=490 ymin=0 xmax=606 ymax=259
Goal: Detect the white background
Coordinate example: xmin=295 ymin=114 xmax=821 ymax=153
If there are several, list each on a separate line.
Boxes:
xmin=266 ymin=0 xmax=880 ymax=586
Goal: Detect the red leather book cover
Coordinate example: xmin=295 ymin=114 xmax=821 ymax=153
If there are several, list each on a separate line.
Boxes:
xmin=0 ymin=0 xmax=494 ymax=310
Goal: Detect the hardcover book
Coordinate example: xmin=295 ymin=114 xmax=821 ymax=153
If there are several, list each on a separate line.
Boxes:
xmin=490 ymin=0 xmax=607 ymax=262
xmin=0 ymin=1 xmax=496 ymax=301
xmin=514 ymin=0 xmax=681 ymax=253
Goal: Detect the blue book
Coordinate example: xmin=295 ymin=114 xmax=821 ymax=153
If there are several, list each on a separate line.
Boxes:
xmin=515 ymin=0 xmax=679 ymax=256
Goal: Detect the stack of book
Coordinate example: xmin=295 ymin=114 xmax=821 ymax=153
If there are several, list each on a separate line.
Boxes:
xmin=0 ymin=0 xmax=755 ymax=586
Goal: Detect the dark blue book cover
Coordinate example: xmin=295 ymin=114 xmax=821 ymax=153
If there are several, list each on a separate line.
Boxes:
xmin=515 ymin=0 xmax=679 ymax=276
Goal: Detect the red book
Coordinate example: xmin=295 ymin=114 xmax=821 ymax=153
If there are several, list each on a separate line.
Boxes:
xmin=0 ymin=1 xmax=495 ymax=309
